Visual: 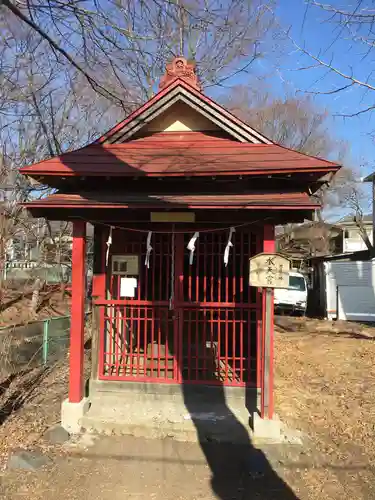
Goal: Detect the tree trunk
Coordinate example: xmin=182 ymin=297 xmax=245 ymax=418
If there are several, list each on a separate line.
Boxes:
xmin=30 ymin=278 xmax=41 ymax=312
xmin=360 ymin=230 xmax=373 ymax=251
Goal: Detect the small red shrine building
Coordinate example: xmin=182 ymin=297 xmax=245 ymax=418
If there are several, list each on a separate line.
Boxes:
xmin=20 ymin=58 xmax=340 ymax=435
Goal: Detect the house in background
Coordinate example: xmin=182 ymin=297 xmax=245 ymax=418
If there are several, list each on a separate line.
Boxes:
xmin=309 ymin=251 xmax=375 ymax=321
xmin=276 ymin=214 xmax=373 ymax=267
xmin=6 ymin=220 xmax=69 ymax=261
xmin=277 ymin=216 xmax=375 ymax=321
xmin=306 ymin=174 xmax=375 ymax=320
xmin=337 ymin=214 xmax=373 ymax=253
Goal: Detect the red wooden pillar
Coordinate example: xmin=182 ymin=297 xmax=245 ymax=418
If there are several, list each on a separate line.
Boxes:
xmin=174 ymin=233 xmax=185 ymax=382
xmin=91 ymin=225 xmax=106 ymax=299
xmin=261 ymin=224 xmax=275 ymax=419
xmin=91 ymin=225 xmax=106 ymax=381
xmin=69 ymin=220 xmax=86 ymax=403
xmin=256 ymin=231 xmax=263 ymax=389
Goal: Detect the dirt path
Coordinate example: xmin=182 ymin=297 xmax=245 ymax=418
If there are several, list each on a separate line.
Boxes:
xmin=0 ymin=432 xmax=373 ymax=500
xmin=0 ymin=435 xmax=311 ymax=500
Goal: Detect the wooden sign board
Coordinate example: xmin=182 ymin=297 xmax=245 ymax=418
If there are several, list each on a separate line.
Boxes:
xmin=249 ymin=253 xmax=290 ymax=289
xmin=151 ymin=212 xmax=195 ymax=223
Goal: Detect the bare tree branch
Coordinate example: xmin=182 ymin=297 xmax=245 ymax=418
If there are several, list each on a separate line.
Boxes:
xmin=291 ymin=38 xmax=375 ymax=93
xmin=343 ymin=185 xmax=373 ymax=250
xmin=1 ymin=0 xmax=127 ymax=107
xmin=289 ymin=1 xmax=375 ymax=119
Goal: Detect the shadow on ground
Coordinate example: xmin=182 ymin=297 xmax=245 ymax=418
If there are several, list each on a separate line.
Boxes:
xmin=181 ymin=379 xmax=299 ymax=499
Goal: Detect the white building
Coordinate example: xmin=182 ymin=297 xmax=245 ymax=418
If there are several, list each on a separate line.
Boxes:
xmin=339 ymin=214 xmax=373 ymax=253
xmin=308 ymin=174 xmax=374 ymax=322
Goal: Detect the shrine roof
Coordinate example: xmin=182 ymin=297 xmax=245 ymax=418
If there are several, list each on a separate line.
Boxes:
xmin=20 ymin=131 xmax=339 ymax=178
xmin=19 ymin=57 xmax=340 ymax=182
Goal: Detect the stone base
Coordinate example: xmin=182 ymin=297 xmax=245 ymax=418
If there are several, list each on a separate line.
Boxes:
xmin=81 ymin=395 xmax=253 ymax=444
xmin=61 ymin=397 xmax=90 ymax=434
xmin=252 ymin=412 xmax=282 ymax=441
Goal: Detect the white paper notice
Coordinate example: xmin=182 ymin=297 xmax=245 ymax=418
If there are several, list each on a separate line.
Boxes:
xmin=120 ymin=277 xmax=137 ymax=297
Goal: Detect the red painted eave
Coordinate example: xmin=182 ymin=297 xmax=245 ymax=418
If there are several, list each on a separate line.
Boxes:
xmin=22 ymin=192 xmax=320 ymax=210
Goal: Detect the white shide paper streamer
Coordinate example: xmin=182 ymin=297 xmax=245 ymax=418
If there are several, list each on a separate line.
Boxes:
xmin=145 ymin=231 xmax=153 ymax=268
xmin=106 ymin=226 xmax=113 ymax=266
xmin=187 ymin=232 xmax=199 ymax=265
xmin=224 ymin=227 xmax=235 ymax=267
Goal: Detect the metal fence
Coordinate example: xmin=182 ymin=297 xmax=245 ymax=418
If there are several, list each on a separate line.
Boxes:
xmin=3 ymin=262 xmax=71 ymax=283
xmin=0 ymin=313 xmax=90 ymax=378
xmin=41 ymin=315 xmax=71 ymax=365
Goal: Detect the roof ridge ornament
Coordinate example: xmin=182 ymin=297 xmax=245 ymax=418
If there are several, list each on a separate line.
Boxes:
xmin=158 ymin=57 xmax=201 ymax=91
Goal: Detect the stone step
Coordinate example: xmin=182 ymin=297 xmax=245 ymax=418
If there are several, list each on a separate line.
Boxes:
xmin=89 ymin=380 xmax=260 ymax=408
xmin=80 ymin=415 xmax=201 ymax=442
xmin=81 ymin=394 xmax=255 ymax=444
xmin=80 ymin=413 xmax=253 ymax=444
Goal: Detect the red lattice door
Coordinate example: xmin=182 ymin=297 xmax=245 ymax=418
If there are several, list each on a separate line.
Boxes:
xmin=99 ymin=228 xmax=261 ymax=386
xmin=176 ymin=229 xmax=261 ymax=386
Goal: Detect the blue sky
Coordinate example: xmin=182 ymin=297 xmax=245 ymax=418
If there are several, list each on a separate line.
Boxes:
xmin=208 ymin=1 xmax=374 ymax=183
xmin=275 ymin=0 xmax=375 ymax=177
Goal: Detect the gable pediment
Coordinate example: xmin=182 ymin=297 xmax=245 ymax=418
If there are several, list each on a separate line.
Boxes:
xmin=98 ymin=80 xmax=272 ymax=145
xmin=140 ymin=101 xmax=221 ymax=134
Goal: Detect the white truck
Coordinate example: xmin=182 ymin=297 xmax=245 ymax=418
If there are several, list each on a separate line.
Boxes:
xmin=274 ymin=270 xmax=308 ymax=316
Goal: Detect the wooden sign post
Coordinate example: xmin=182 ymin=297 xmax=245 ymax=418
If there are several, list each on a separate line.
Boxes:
xmin=249 ymin=252 xmax=290 ymax=419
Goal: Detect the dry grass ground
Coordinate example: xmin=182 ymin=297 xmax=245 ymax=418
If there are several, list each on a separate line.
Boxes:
xmin=275 ymin=316 xmax=375 ymax=499
xmin=0 ymin=359 xmax=70 ymax=469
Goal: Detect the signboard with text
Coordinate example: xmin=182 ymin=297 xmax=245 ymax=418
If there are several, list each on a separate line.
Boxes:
xmin=249 ymin=253 xmax=290 ymax=289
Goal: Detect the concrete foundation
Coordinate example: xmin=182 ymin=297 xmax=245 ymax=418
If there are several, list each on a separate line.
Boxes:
xmin=74 ymin=380 xmax=293 ymax=444
xmin=81 ymin=396 xmax=252 ymax=443
xmin=80 ymin=380 xmax=288 ymax=443
xmin=61 ymin=397 xmax=90 ymax=434
xmin=251 ymin=412 xmax=282 ymax=441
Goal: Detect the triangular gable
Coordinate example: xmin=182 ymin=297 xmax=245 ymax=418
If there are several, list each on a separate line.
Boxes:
xmin=140 ymin=102 xmax=222 ymax=134
xmin=97 ymin=77 xmax=272 ymax=145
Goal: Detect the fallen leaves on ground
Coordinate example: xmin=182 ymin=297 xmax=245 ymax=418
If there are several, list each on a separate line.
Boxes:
xmin=275 ymin=316 xmax=375 ymax=499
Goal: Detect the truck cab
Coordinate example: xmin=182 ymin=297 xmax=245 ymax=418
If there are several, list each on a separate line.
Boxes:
xmin=274 ymin=271 xmax=307 ymax=316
